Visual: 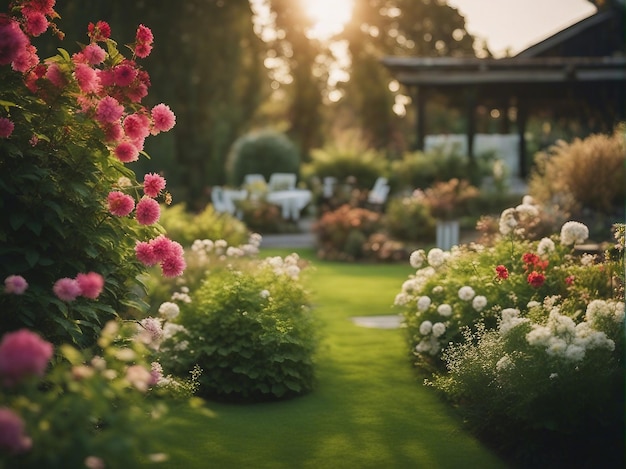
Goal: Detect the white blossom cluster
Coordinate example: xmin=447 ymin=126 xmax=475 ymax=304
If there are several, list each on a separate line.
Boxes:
xmin=415 ymin=319 xmax=447 ymax=356
xmin=262 ymin=253 xmax=301 ymax=279
xmin=559 ymin=221 xmax=589 ymax=246
xmin=498 ymin=195 xmax=541 ymax=237
xmin=525 ymin=307 xmax=615 ymax=363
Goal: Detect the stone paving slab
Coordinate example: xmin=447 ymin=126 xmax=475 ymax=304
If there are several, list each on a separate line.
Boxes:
xmin=350 ymin=314 xmax=403 ymax=329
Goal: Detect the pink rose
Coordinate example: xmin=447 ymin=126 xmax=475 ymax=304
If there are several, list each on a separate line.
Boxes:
xmin=0 ymin=329 xmax=53 ymax=386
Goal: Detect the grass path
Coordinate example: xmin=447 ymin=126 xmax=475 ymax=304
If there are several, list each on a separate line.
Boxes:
xmin=154 ymin=249 xmax=507 ymax=468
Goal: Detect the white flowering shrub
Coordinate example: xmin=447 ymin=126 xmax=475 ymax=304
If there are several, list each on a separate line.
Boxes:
xmin=158 ymin=248 xmax=318 ymax=402
xmin=395 ymin=214 xmax=625 ymax=467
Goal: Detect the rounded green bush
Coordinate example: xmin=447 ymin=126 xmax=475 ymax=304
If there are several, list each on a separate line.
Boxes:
xmin=165 ymin=258 xmax=318 ymax=401
xmin=384 ymin=195 xmax=436 ymax=242
xmin=227 ymin=130 xmax=300 ymax=186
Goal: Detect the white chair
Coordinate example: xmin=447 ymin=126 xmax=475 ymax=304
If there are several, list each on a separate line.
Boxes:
xmin=367 ymin=177 xmax=390 ymax=205
xmin=322 ymin=176 xmax=337 ymax=198
xmin=268 ymin=173 xmax=297 ymax=192
xmin=211 ymin=186 xmax=229 ymax=213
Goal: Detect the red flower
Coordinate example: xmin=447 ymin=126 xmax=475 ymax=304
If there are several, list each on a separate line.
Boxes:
xmin=87 ymin=20 xmax=111 ymax=42
xmin=495 ymin=265 xmax=509 ymax=280
xmin=527 ymin=271 xmax=545 ymax=288
xmin=565 ymin=275 xmax=575 ymax=286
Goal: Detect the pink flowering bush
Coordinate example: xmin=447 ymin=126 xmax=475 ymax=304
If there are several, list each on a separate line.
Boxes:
xmin=394 ymin=197 xmax=625 ymax=467
xmin=0 ymin=325 xmax=202 ymax=468
xmin=0 ymin=1 xmax=183 ymax=347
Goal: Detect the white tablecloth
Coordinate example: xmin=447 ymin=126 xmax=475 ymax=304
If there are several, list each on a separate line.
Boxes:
xmin=266 ymin=189 xmax=312 ymax=220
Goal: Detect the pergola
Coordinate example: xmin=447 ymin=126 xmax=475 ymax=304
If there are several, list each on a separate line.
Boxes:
xmin=381 ymin=3 xmax=626 ymax=177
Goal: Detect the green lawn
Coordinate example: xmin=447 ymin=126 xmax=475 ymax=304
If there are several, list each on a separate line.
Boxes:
xmin=152 ymin=248 xmax=507 ymax=468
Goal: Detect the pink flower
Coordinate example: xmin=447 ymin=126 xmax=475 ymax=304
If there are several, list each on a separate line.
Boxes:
xmin=151 ymin=103 xmax=175 ymax=133
xmin=143 ymin=173 xmax=166 ymax=197
xmin=134 ymin=43 xmax=152 ymax=59
xmin=0 ymin=17 xmax=29 ymax=66
xmin=135 ymin=24 xmax=154 ymax=44
xmin=88 ymin=21 xmax=111 ymax=42
xmin=102 ymin=122 xmax=123 ymax=142
xmin=135 ymin=241 xmax=158 ymax=266
xmin=0 ymin=118 xmax=15 ymax=138
xmin=0 ymin=329 xmax=53 ymax=386
xmin=76 ymin=272 xmax=104 ymax=299
xmin=44 ymin=62 xmax=66 ymax=87
xmin=107 ymin=191 xmax=135 ymax=216
xmin=53 ymin=278 xmax=82 ymax=302
xmin=22 ymin=0 xmax=55 ymax=16
xmin=127 ymin=82 xmax=148 ymax=103
xmin=97 ymin=68 xmax=115 ymax=87
xmin=113 ymin=62 xmax=138 ymax=87
xmin=125 ymin=364 xmax=151 ymax=392
xmin=23 ymin=11 xmax=48 ymax=37
xmin=123 ymin=113 xmax=150 ymax=140
xmin=149 ymin=362 xmax=163 ymax=386
xmin=149 ymin=235 xmax=174 ymax=261
xmin=4 ymin=275 xmax=28 ymax=294
xmin=136 ymin=197 xmax=160 ymax=225
xmin=11 ymin=44 xmax=38 ymax=73
xmin=113 ymin=141 xmax=139 ymax=163
xmin=82 ymin=43 xmax=106 ymax=65
xmin=95 ymin=96 xmax=124 ymax=124
xmin=74 ymin=63 xmax=100 ymax=94
xmin=0 ymin=408 xmax=32 ymax=454
xmin=161 ymin=255 xmax=186 ymax=278
xmin=565 ymin=275 xmax=575 ymax=286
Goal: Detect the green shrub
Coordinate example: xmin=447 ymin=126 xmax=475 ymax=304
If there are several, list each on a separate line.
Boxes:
xmin=226 ymin=130 xmax=300 ymax=186
xmin=390 ymin=147 xmax=483 ymax=191
xmin=313 ymin=205 xmax=383 ymax=261
xmin=528 ymin=128 xmax=626 ymax=217
xmin=302 ymin=145 xmax=388 ymax=190
xmin=394 ymin=203 xmax=625 ymax=466
xmin=161 ymin=253 xmax=317 ymax=402
xmin=384 ymin=193 xmax=436 ymax=242
xmin=158 ymin=203 xmax=249 ymax=247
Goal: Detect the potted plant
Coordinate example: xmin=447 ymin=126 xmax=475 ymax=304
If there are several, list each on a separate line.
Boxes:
xmin=423 ymin=178 xmax=479 ymax=250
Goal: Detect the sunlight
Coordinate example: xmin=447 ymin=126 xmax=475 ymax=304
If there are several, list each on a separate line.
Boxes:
xmin=302 ymin=0 xmax=354 ymax=40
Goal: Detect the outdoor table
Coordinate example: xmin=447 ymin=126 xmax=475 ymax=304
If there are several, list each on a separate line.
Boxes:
xmin=266 ymin=189 xmax=312 ymax=220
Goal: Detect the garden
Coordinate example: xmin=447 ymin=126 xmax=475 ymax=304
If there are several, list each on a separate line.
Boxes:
xmin=1 ymin=2 xmax=625 ymax=468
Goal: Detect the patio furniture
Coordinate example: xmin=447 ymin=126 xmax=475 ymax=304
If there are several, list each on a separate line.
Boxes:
xmin=367 ymin=177 xmax=390 ymax=205
xmin=266 ymin=188 xmax=312 ymax=221
xmin=268 ymin=173 xmax=297 ymax=192
xmin=211 ymin=186 xmax=248 ymax=218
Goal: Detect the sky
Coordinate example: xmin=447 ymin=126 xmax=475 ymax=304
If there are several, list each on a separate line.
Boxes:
xmin=447 ymin=0 xmax=598 ymax=56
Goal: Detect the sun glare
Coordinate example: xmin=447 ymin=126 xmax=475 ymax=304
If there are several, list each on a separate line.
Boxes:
xmin=303 ymin=0 xmax=354 ymax=40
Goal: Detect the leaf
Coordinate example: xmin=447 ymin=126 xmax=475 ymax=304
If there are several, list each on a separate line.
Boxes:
xmin=9 ymin=211 xmax=27 ymax=230
xmin=25 ymin=249 xmax=39 ymax=267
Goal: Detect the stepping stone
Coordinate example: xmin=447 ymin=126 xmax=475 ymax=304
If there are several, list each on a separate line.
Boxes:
xmin=351 ymin=315 xmax=403 ymax=329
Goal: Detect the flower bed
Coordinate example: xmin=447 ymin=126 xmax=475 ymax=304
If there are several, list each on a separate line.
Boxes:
xmin=395 ymin=198 xmax=625 ymax=467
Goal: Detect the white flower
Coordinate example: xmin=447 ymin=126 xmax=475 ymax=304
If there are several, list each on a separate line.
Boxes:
xmin=417 ymin=296 xmax=432 ymax=312
xmin=522 ymin=195 xmax=535 ymax=205
xmin=496 ymin=355 xmax=514 ymax=372
xmin=419 ymin=320 xmax=433 ymax=335
xmin=527 ymin=300 xmax=541 ymax=309
xmin=125 ymin=364 xmax=152 ymax=392
xmin=432 ymin=322 xmax=446 ymax=337
xmin=432 ymin=285 xmax=444 ymax=295
xmin=580 ymin=253 xmax=596 ymax=266
xmin=409 ymin=249 xmax=426 ymax=269
xmin=515 ymin=203 xmax=539 ymax=219
xmin=499 ymin=308 xmax=528 ymax=335
xmin=285 ymin=264 xmax=300 ymax=278
xmin=394 ymin=292 xmax=410 ymax=306
xmin=537 ymin=237 xmax=555 ymax=256
xmin=498 ymin=208 xmax=518 ymax=235
xmin=158 ymin=301 xmax=180 ymax=320
xmin=472 ymin=295 xmax=487 ymax=312
xmin=549 ymin=373 xmax=558 ymax=379
xmin=401 ymin=278 xmax=421 ymax=294
xmin=560 ymin=221 xmax=589 ymax=246
xmin=226 ymin=246 xmax=244 ymax=257
xmin=260 ymin=289 xmax=270 ymax=299
xmin=526 ymin=325 xmax=552 ymax=346
xmin=117 ymin=176 xmax=132 ymax=188
xmin=437 ymin=303 xmax=452 ymax=317
xmin=458 ymin=286 xmax=475 ymax=301
xmin=427 ymin=248 xmax=446 ymax=268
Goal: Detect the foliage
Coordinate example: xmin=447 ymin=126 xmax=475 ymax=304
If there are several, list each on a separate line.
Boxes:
xmin=0 ymin=323 xmax=205 ymax=468
xmin=389 ymin=147 xmax=484 ymax=191
xmin=160 ymin=252 xmax=318 ymax=402
xmin=0 ymin=3 xmax=182 ymax=347
xmin=394 ymin=192 xmax=625 ymax=466
xmin=158 ymin=203 xmax=249 ymax=247
xmin=302 ymin=144 xmax=389 ymax=190
xmin=384 ymin=193 xmax=436 ymax=242
xmin=528 ymin=127 xmax=625 ymax=217
xmin=422 ymin=178 xmax=480 ymax=220
xmin=226 ymin=129 xmax=301 ymax=186
xmin=237 ymin=198 xmax=293 ymax=234
xmin=313 ymin=205 xmax=383 ymax=261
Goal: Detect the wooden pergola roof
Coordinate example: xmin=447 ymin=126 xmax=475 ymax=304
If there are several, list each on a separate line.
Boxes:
xmin=381 ymin=3 xmax=626 ymax=177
